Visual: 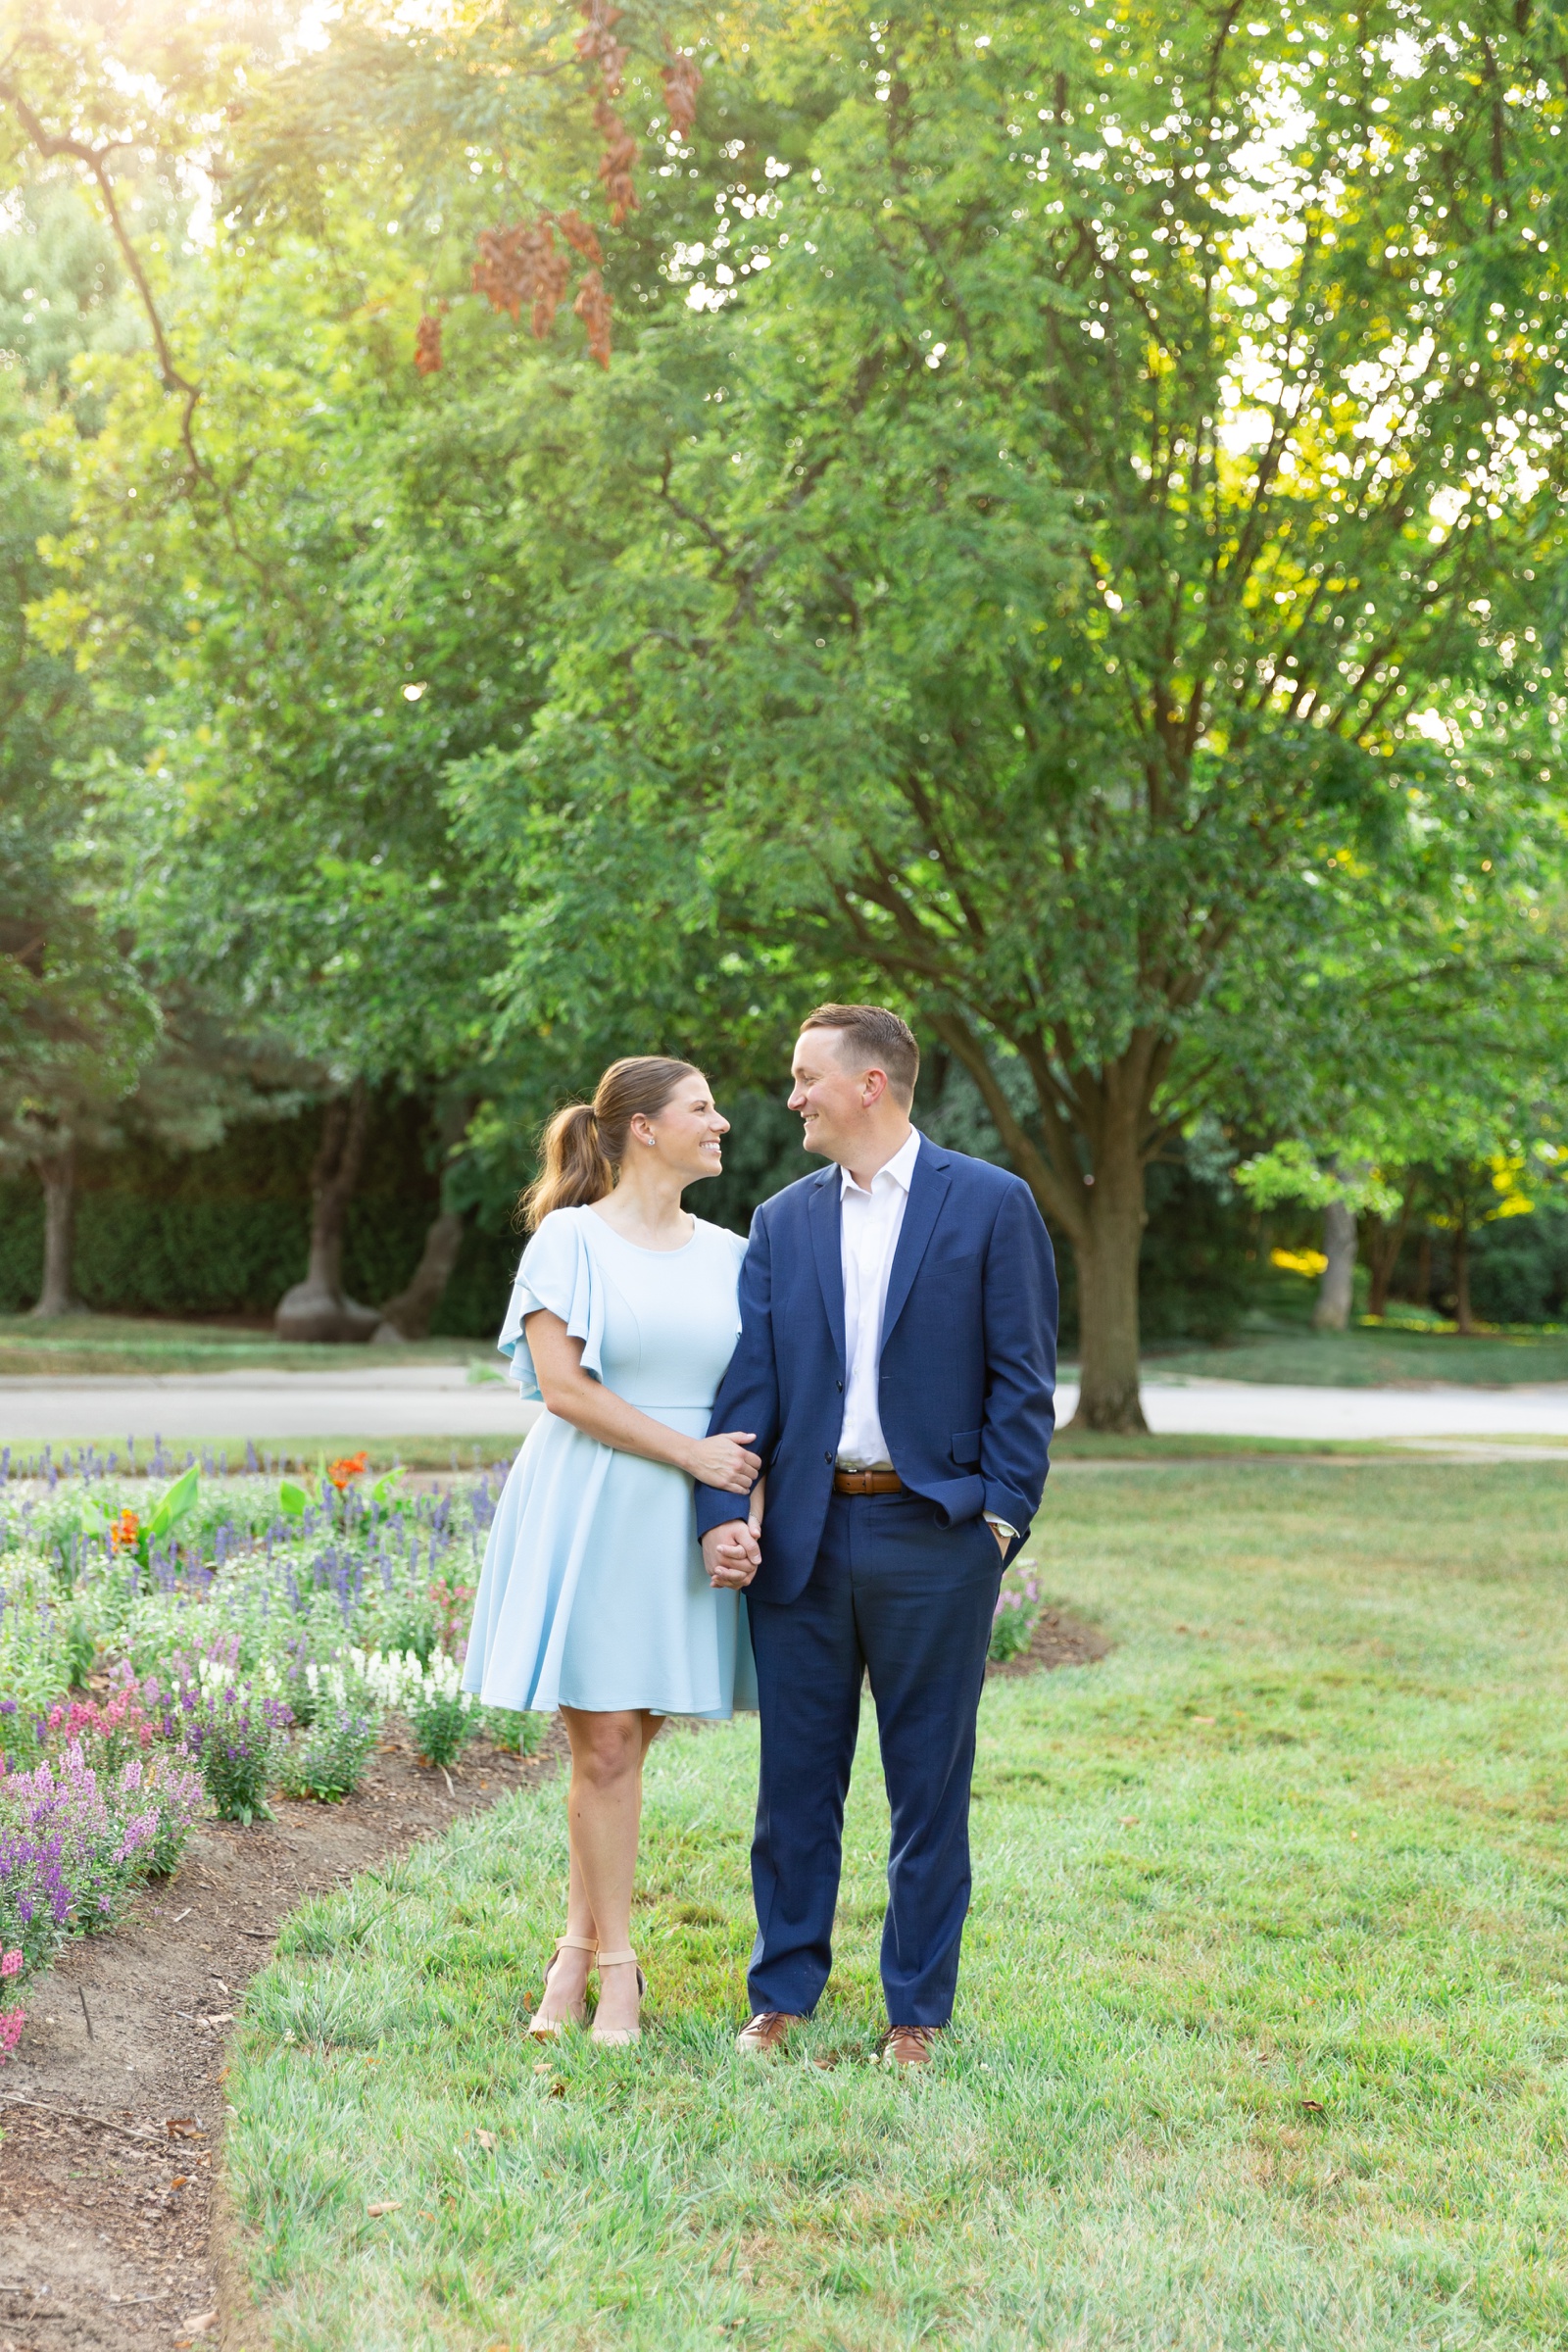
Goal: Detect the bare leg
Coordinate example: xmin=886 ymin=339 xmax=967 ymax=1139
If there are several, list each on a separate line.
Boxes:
xmin=547 ymin=1706 xmax=662 ymax=2034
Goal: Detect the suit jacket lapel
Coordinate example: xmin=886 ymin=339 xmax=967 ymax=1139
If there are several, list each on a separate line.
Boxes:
xmin=808 ymin=1169 xmax=847 ymax=1375
xmin=881 ymin=1140 xmax=951 ymax=1353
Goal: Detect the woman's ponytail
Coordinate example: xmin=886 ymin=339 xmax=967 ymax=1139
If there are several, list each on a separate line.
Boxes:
xmin=516 ymin=1054 xmax=700 ymax=1231
xmin=518 ymin=1102 xmax=613 ymax=1229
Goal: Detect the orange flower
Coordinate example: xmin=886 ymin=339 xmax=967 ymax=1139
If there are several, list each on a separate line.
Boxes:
xmin=326 ymin=1452 xmax=369 ymax=1491
xmin=109 ymin=1508 xmax=140 ymax=1551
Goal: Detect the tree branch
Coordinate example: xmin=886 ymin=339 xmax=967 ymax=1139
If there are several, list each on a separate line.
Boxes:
xmin=0 ymin=75 xmax=209 ymax=488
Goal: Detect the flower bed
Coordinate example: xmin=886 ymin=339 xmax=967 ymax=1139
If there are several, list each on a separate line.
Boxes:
xmin=0 ymin=1449 xmax=531 ymax=2066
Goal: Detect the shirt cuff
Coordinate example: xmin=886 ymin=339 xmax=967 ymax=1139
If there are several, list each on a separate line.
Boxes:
xmin=984 ymin=1513 xmax=1018 ymax=1541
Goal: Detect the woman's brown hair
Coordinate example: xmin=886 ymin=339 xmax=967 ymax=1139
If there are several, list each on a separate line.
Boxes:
xmin=518 ymin=1056 xmax=701 ymax=1230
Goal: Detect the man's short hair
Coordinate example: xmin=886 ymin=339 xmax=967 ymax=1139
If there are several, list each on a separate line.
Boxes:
xmin=800 ymin=1003 xmax=920 ymax=1107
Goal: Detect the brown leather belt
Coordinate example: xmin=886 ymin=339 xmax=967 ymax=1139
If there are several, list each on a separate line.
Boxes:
xmin=832 ymin=1467 xmax=906 ymax=1496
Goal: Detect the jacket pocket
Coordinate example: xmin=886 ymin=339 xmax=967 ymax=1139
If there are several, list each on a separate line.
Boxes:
xmin=952 ymin=1428 xmax=982 ymax=1466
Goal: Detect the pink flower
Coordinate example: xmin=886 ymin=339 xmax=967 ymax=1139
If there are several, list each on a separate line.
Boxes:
xmin=0 ymin=1950 xmax=22 ymax=1978
xmin=0 ymin=2005 xmax=24 ymax=2062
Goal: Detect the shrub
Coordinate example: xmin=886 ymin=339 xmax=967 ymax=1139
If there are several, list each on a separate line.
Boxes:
xmin=479 ymin=1706 xmax=545 ymax=1757
xmin=357 ymin=1645 xmax=478 ymax=1769
xmin=278 ymin=1662 xmax=379 ymax=1802
xmin=124 ymin=1752 xmax=205 ymax=1878
xmin=0 ymin=1562 xmax=70 ymax=1762
xmin=40 ymin=1672 xmax=162 ymax=1776
xmin=152 ymin=1645 xmax=292 ymax=1827
xmin=989 ymin=1564 xmax=1043 ymax=1665
xmin=1 ymin=1742 xmax=161 ymax=1933
xmin=0 ymin=1815 xmax=72 ymax=1979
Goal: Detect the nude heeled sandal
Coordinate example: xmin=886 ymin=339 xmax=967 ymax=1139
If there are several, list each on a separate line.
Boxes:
xmin=589 ymin=1948 xmax=646 ymax=2046
xmin=526 ymin=1935 xmax=598 ymax=2037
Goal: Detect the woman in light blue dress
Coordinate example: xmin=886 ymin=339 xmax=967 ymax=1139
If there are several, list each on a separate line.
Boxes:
xmin=463 ymin=1056 xmax=761 ymax=2045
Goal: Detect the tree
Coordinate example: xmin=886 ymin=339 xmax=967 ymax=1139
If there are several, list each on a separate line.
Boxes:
xmin=0 ymin=178 xmax=159 ymax=1313
xmin=43 ymin=0 xmax=1568 ymax=1406
xmin=37 ymin=0 xmax=805 ymax=1323
xmin=1231 ymin=653 xmax=1568 ymax=1333
xmin=430 ymin=0 xmax=1568 ymax=1426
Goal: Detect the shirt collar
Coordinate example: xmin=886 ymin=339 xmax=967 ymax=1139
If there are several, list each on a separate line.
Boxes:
xmin=840 ymin=1127 xmax=922 ymax=1199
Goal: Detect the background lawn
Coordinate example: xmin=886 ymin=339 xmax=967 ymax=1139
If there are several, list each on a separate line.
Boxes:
xmin=0 ymin=1313 xmax=487 ymax=1379
xmin=227 ymin=1462 xmax=1568 ymax=2350
xmin=1139 ymin=1325 xmax=1568 ymax=1388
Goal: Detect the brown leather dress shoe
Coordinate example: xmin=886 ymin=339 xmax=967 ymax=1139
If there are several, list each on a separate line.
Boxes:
xmin=735 ymin=2011 xmax=805 ymax=2057
xmin=878 ymin=2024 xmax=940 ymax=2068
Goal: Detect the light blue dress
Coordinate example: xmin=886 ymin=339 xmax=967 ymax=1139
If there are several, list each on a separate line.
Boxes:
xmin=462 ymin=1206 xmax=758 ymax=1718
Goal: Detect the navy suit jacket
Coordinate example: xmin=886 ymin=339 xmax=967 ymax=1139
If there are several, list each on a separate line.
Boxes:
xmin=695 ymin=1135 xmax=1058 ymax=1606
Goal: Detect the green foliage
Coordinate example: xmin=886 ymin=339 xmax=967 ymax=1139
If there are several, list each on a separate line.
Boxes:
xmin=405 ymin=1672 xmax=478 ymax=1772
xmin=985 ymin=1560 xmax=1041 ymax=1664
xmin=1468 ymin=1197 xmax=1568 ymax=1325
xmin=0 ymin=206 xmax=157 ymax=1187
xmin=0 ymin=1092 xmax=525 ymax=1325
xmin=16 ymin=0 xmax=1568 ymax=1417
xmin=1236 ymin=1145 xmax=1401 ymax=1217
xmin=0 ymin=1176 xmax=519 ymax=1325
xmin=476 ymin=1705 xmax=545 ymax=1758
xmin=142 ymin=1463 xmax=199 ymax=1548
xmin=278 ymin=1703 xmax=379 ymax=1803
xmin=0 ymin=1558 xmax=69 ymax=1755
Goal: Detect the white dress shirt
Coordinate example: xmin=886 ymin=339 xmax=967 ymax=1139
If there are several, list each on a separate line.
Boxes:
xmin=833 ymin=1126 xmax=1017 ymax=1542
xmin=835 ymin=1126 xmax=922 ymax=1470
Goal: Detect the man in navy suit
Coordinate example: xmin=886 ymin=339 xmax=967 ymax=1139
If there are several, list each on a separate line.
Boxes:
xmin=697 ymin=1004 xmax=1057 ymax=2067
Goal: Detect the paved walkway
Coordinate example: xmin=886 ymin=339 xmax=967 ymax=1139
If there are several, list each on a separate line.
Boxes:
xmin=5 ymin=1366 xmax=1568 ymax=1450
xmin=0 ymin=1365 xmax=538 ymax=1450
xmin=1100 ymin=1375 xmax=1568 ymax=1446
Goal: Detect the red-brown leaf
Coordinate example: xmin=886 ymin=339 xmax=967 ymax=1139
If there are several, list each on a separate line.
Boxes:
xmin=555 ymin=209 xmax=604 ymax=266
xmin=471 ymin=221 xmax=563 ymax=326
xmin=531 ymin=243 xmax=572 ymax=340
xmin=574 ymin=269 xmax=612 ymax=368
xmin=662 ymin=50 xmax=703 ymax=139
xmin=594 ymin=102 xmax=639 ymax=225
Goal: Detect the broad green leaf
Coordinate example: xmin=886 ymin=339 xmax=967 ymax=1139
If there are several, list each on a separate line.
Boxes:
xmin=145 ymin=1463 xmax=200 ymax=1543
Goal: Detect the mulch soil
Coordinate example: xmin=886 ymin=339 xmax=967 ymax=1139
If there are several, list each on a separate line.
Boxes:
xmin=0 ymin=1732 xmax=563 ymax=2352
xmin=987 ymin=1603 xmax=1111 ymax=1678
xmin=0 ymin=1607 xmax=1104 ymax=2352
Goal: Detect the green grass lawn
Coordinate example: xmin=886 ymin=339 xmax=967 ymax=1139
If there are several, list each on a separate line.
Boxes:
xmin=0 ymin=1312 xmax=487 ymax=1378
xmin=226 ymin=1461 xmax=1568 ymax=2349
xmin=1141 ymin=1323 xmax=1568 ymax=1388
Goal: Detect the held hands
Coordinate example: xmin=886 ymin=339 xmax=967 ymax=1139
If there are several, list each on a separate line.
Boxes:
xmin=703 ymin=1520 xmax=760 ymax=1591
xmin=685 ymin=1431 xmax=761 ymax=1494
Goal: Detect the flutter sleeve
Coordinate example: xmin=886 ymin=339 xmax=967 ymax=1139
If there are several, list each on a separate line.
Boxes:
xmin=495 ymin=1209 xmax=607 ymax=1399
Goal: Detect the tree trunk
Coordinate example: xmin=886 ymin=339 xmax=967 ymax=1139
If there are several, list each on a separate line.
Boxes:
xmin=274 ymin=1082 xmax=380 ymax=1344
xmin=1067 ymin=1135 xmax=1149 ymax=1434
xmin=1312 ymin=1200 xmax=1357 ymax=1331
xmin=371 ymin=1092 xmax=476 ymax=1343
xmin=1415 ymin=1232 xmax=1433 ymax=1306
xmin=925 ymin=1011 xmax=1154 ymax=1434
xmin=373 ymin=1210 xmax=466 ymax=1343
xmin=1365 ymin=1174 xmax=1416 ymax=1318
xmin=1452 ymin=1215 xmax=1474 ymax=1335
xmin=28 ymin=1143 xmax=84 ymax=1318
